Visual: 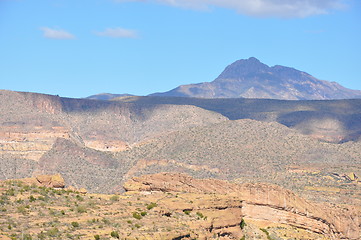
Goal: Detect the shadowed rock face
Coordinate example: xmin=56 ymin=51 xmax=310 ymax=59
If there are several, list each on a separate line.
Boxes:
xmin=151 ymin=57 xmax=361 ymax=100
xmin=124 ymin=172 xmax=361 ymax=239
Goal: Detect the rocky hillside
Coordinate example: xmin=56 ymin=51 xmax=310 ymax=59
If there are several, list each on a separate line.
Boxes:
xmin=0 ymin=89 xmax=360 ymax=234
xmin=113 ymin=96 xmax=361 ymax=143
xmin=1 ymin=173 xmax=359 ymax=240
xmin=151 ymin=57 xmax=361 ymax=100
xmin=0 ymin=90 xmax=226 ymax=160
xmin=114 ymin=119 xmax=361 ymax=206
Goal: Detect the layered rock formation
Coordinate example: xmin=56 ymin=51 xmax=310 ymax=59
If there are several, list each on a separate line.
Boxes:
xmin=124 ymin=173 xmax=360 ymax=239
xmin=0 ymin=172 xmax=359 ymax=239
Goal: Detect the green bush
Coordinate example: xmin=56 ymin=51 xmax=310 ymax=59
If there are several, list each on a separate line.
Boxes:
xmin=183 ymin=209 xmax=191 ymax=215
xmin=76 ymin=195 xmax=84 ymax=201
xmin=196 ymin=212 xmax=204 ymax=219
xmin=94 ymin=235 xmax=100 ymax=240
xmin=6 ymin=188 xmax=15 ymax=196
xmin=47 ymin=227 xmax=60 ymax=237
xmin=71 ymin=221 xmax=80 ymax=228
xmin=260 ymin=228 xmax=273 ymax=240
xmin=76 ymin=205 xmax=87 ymax=213
xmin=240 ymin=219 xmax=246 ymax=229
xmin=132 ymin=212 xmax=142 ymax=220
xmin=110 ymin=195 xmax=120 ymax=202
xmin=110 ymin=231 xmax=119 ymax=239
xmin=140 ymin=211 xmax=147 ymax=216
xmin=17 ymin=205 xmax=27 ymax=214
xmin=29 ymin=195 xmax=36 ymax=202
xmin=146 ymin=202 xmax=158 ymax=210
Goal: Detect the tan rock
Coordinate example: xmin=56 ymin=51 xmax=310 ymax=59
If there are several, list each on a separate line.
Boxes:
xmin=36 ymin=174 xmax=65 ymax=188
xmin=346 ymin=172 xmax=358 ymax=181
xmin=124 ymin=172 xmax=360 ymax=240
xmin=78 ymin=188 xmax=87 ymax=194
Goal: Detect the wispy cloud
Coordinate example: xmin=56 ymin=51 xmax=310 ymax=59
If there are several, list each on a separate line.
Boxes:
xmin=40 ymin=27 xmax=75 ymax=39
xmin=114 ymin=0 xmax=346 ymax=18
xmin=95 ymin=27 xmax=138 ymax=38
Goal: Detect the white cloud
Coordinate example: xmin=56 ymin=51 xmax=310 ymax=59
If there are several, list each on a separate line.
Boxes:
xmin=40 ymin=27 xmax=75 ymax=39
xmin=95 ymin=27 xmax=138 ymax=38
xmin=115 ymin=0 xmax=345 ymax=18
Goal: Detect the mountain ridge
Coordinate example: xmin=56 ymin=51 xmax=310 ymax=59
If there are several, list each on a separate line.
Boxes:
xmin=150 ymin=57 xmax=361 ymax=100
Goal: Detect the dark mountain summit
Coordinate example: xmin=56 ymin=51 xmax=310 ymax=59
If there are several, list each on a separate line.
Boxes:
xmin=150 ymin=57 xmax=361 ymax=100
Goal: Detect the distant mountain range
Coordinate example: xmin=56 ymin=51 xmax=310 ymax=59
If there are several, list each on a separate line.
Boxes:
xmin=86 ymin=93 xmax=134 ymax=100
xmin=88 ymin=57 xmax=361 ymax=100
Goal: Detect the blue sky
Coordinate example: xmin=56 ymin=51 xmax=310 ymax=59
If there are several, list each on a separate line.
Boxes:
xmin=0 ymin=0 xmax=360 ymax=98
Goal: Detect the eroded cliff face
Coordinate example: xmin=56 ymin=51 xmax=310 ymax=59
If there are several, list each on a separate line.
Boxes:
xmin=0 ymin=90 xmax=228 ymax=162
xmin=0 ymin=126 xmax=71 ymax=161
xmin=124 ymin=172 xmax=360 ymax=239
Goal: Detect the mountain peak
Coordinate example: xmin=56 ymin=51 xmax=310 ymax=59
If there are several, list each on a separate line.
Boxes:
xmin=150 ymin=58 xmax=361 ymax=100
xmin=216 ymin=57 xmax=269 ymax=79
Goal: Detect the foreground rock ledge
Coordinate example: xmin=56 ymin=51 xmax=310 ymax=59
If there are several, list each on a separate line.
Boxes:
xmin=124 ymin=172 xmax=360 ymax=239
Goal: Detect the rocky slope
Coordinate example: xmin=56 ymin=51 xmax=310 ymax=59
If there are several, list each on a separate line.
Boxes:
xmin=114 ymin=119 xmax=361 ymax=206
xmin=1 ymin=173 xmax=359 ymax=239
xmin=113 ymin=96 xmax=361 ymax=143
xmin=151 ymin=57 xmax=361 ymax=100
xmin=0 ymin=90 xmax=226 ymax=161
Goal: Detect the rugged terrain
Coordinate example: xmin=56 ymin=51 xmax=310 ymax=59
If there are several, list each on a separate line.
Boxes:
xmin=112 ymin=96 xmax=361 ymax=143
xmin=0 ymin=89 xmax=361 ymax=239
xmin=0 ymin=173 xmax=360 ymax=240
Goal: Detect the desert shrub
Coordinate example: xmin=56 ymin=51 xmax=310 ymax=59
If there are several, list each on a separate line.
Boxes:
xmin=196 ymin=212 xmax=204 ymax=219
xmin=6 ymin=188 xmax=15 ymax=196
xmin=22 ymin=233 xmax=32 ymax=240
xmin=110 ymin=231 xmax=119 ymax=239
xmin=29 ymin=195 xmax=36 ymax=202
xmin=183 ymin=209 xmax=191 ymax=215
xmin=76 ymin=205 xmax=87 ymax=213
xmin=17 ymin=205 xmax=27 ymax=214
xmin=37 ymin=196 xmax=46 ymax=201
xmin=47 ymin=227 xmax=60 ymax=237
xmin=132 ymin=212 xmax=142 ymax=220
xmin=94 ymin=235 xmax=100 ymax=240
xmin=102 ymin=218 xmax=110 ymax=225
xmin=71 ymin=221 xmax=80 ymax=228
xmin=110 ymin=195 xmax=120 ymax=202
xmin=260 ymin=228 xmax=273 ymax=240
xmin=134 ymin=224 xmax=141 ymax=228
xmin=146 ymin=202 xmax=157 ymax=210
xmin=0 ymin=195 xmax=9 ymax=204
xmin=140 ymin=211 xmax=147 ymax=216
xmin=240 ymin=219 xmax=246 ymax=229
xmin=76 ymin=195 xmax=84 ymax=201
